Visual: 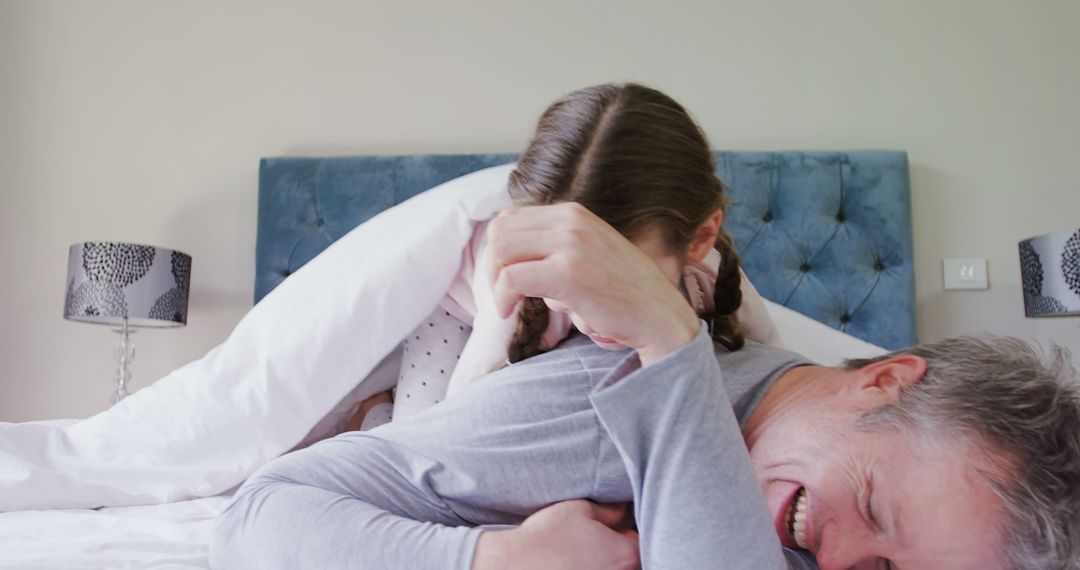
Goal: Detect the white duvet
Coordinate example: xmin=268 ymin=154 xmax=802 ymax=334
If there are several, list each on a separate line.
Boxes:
xmin=0 ymin=164 xmax=519 ymax=512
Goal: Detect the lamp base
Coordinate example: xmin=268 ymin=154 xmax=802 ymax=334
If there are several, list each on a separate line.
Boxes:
xmin=111 ymin=319 xmax=135 ymax=405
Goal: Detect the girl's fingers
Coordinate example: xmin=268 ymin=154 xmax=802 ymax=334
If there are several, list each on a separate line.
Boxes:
xmin=491 ymin=259 xmax=565 ymax=318
xmin=485 ymin=203 xmax=612 ymax=286
xmin=588 ymin=502 xmax=632 ymax=528
xmin=488 ymin=206 xmax=560 ymax=235
xmin=483 ymin=228 xmax=563 ymax=285
xmin=584 ymin=503 xmax=640 ymax=570
xmin=492 ymin=202 xmax=605 ymax=234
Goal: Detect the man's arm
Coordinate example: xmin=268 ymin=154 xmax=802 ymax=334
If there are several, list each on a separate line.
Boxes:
xmin=472 ymin=328 xmax=817 ymax=570
xmin=212 ymin=427 xmax=643 ymax=570
xmin=483 ymin=204 xmax=816 ymax=569
xmin=210 ymin=434 xmax=483 ymax=570
xmin=212 ymin=331 xmax=637 ymax=569
xmin=591 ymin=325 xmax=790 ymax=569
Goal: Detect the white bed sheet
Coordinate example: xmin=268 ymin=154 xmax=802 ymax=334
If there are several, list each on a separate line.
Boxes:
xmin=0 ymin=495 xmax=229 ymax=569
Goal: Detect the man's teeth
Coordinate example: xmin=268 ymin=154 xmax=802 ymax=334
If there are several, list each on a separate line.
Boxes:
xmin=786 ymin=487 xmax=808 ymax=549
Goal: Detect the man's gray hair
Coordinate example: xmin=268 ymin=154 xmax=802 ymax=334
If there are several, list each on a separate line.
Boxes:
xmin=846 ymin=335 xmax=1080 ymax=570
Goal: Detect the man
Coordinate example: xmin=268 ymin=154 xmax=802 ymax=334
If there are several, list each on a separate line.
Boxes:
xmin=211 ymin=204 xmax=1080 ymax=570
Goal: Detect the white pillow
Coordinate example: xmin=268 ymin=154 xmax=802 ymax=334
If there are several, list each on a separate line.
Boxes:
xmin=762 ymin=300 xmax=887 ymax=366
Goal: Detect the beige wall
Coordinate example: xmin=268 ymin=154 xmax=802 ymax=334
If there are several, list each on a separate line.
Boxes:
xmin=1 ymin=0 xmax=1077 ymax=421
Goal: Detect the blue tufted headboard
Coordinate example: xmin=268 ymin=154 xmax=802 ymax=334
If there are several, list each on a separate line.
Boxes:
xmin=255 ymin=152 xmax=916 ymax=349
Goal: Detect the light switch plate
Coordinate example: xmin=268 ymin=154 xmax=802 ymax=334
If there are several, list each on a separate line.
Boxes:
xmin=943 ymin=257 xmax=988 ymax=290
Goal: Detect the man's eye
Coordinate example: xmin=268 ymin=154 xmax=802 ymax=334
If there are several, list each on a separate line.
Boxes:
xmin=866 ymin=486 xmax=883 ymax=531
xmin=863 ymin=493 xmax=878 ymax=527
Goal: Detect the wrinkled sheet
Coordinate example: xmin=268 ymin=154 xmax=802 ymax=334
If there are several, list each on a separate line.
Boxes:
xmin=0 ymin=495 xmax=229 ymax=569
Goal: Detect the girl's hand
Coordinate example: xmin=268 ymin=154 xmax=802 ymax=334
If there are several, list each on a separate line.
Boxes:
xmin=485 ymin=203 xmax=700 ymax=366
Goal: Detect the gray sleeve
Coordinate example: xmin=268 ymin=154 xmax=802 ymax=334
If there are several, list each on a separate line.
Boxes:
xmin=211 ymin=330 xmax=819 ymax=570
xmin=210 ymin=434 xmax=483 ymax=570
xmin=211 ymin=342 xmax=607 ymax=570
xmin=589 ymin=324 xmax=796 ymax=570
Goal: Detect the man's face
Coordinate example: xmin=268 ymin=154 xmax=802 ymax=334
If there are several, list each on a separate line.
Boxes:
xmin=746 ymin=372 xmax=1009 ymax=569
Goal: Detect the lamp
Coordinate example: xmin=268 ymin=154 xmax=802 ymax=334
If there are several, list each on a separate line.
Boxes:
xmin=63 ymin=242 xmax=192 ymax=404
xmin=1019 ymin=229 xmax=1080 ymax=317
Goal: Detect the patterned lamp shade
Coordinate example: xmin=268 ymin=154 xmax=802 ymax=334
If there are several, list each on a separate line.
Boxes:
xmin=63 ymin=242 xmax=192 ymax=327
xmin=1019 ymin=229 xmax=1080 ymax=317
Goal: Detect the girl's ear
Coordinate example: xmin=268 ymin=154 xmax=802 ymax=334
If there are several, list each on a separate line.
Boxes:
xmin=687 ymin=209 xmax=724 ymax=264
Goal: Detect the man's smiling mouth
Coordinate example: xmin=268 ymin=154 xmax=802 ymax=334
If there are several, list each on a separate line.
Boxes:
xmin=785 ymin=486 xmax=809 ymax=549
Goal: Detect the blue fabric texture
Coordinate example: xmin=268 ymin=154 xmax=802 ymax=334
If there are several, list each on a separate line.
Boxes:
xmin=255 ymin=151 xmax=915 ymax=349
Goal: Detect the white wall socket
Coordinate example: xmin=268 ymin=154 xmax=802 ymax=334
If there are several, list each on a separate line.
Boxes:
xmin=943 ymin=257 xmax=988 ymax=290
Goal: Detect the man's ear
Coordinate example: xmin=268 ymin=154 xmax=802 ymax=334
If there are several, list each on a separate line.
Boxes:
xmin=687 ymin=209 xmax=724 ymax=265
xmin=848 ymin=355 xmax=927 ymax=402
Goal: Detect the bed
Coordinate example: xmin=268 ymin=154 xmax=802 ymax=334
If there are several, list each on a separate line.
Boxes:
xmin=0 ymin=151 xmax=914 ymax=569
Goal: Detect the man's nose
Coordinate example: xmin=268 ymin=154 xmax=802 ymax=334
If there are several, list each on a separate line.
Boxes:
xmin=813 ymin=520 xmax=883 ymax=570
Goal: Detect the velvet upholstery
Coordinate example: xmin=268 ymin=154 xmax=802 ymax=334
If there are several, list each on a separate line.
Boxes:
xmin=256 ymin=152 xmax=916 ymax=349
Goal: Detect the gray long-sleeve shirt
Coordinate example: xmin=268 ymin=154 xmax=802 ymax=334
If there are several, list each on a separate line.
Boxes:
xmin=211 ymin=326 xmax=819 ymax=569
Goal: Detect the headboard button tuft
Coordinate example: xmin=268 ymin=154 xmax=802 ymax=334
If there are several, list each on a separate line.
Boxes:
xmin=840 ymin=313 xmax=851 ymax=324
xmin=799 ymin=262 xmax=811 ymax=273
xmin=762 ymin=211 xmax=773 ymax=222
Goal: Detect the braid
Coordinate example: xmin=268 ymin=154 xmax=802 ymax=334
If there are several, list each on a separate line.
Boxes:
xmin=709 ymin=232 xmax=745 ymax=351
xmin=507 ymin=297 xmax=551 ymax=363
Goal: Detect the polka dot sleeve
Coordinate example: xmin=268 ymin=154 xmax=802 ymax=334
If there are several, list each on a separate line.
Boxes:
xmin=358 ymin=402 xmax=394 ymax=431
xmin=392 ymin=307 xmax=472 ymax=421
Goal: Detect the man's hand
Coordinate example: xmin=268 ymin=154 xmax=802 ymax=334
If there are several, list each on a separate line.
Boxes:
xmin=472 ymin=500 xmax=640 ymax=570
xmin=485 ymin=203 xmax=700 ymax=366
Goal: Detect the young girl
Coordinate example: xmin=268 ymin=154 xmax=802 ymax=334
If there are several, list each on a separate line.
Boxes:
xmin=349 ymin=82 xmax=778 ymax=431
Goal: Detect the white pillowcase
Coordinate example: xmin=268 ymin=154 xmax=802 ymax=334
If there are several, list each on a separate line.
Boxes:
xmin=762 ymin=300 xmax=887 ymax=366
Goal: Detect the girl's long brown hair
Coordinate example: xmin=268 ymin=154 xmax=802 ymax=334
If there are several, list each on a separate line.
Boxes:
xmin=506 ymin=83 xmax=744 ymax=363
